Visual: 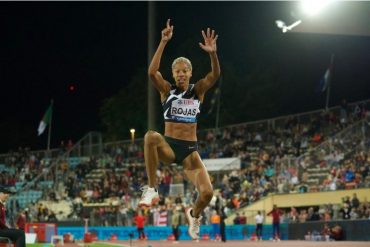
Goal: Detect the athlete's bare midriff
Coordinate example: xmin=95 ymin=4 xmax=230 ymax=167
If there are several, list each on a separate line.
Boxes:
xmin=164 ymin=122 xmax=197 ymax=141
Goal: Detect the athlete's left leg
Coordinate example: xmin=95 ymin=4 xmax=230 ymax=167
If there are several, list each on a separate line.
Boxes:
xmin=183 ymin=153 xmax=213 ymax=217
xmin=182 ymin=152 xmax=213 ymax=239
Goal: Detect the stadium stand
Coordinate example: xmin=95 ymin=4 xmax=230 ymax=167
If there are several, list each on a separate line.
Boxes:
xmin=0 ymin=99 xmax=368 ymax=234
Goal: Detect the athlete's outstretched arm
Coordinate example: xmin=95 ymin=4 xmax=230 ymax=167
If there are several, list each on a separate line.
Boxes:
xmin=148 ymin=19 xmax=173 ymax=97
xmin=195 ymin=27 xmax=221 ymax=100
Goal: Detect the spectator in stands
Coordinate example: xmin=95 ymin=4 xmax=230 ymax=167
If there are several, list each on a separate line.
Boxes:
xmin=321 ymin=223 xmax=331 ymax=241
xmin=233 ymin=213 xmax=240 ymax=225
xmin=239 ymin=212 xmax=247 ymax=225
xmin=280 ymin=210 xmax=290 ymax=223
xmin=312 ymin=132 xmax=323 ymax=144
xmin=267 ymin=205 xmax=282 ymax=241
xmin=174 ymin=193 xmax=183 ymax=205
xmin=351 ymin=193 xmax=360 ymax=209
xmin=345 ymin=167 xmax=355 ymax=183
xmin=47 ymin=210 xmax=58 ymax=222
xmin=307 ymin=207 xmax=319 ymax=221
xmin=139 ymin=19 xmax=220 ymax=241
xmin=126 ymin=205 xmax=135 ymax=226
xmin=289 ymin=207 xmax=298 ymax=222
xmin=342 ymin=196 xmax=351 ymax=206
xmin=349 ymin=207 xmax=359 ymax=220
xmin=324 ymin=209 xmax=331 ymax=222
xmin=171 ymin=206 xmax=184 ymax=243
xmin=330 ymin=224 xmax=344 ymax=241
xmin=0 ymin=187 xmax=25 ymax=247
xmin=340 ymin=203 xmax=351 ymax=220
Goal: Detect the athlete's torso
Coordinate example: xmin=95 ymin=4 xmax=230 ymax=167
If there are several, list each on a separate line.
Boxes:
xmin=162 ymin=84 xmax=201 ymax=124
xmin=162 ymin=84 xmax=200 ymax=141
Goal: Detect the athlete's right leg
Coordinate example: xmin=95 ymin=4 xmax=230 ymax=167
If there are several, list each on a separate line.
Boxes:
xmin=139 ymin=130 xmax=175 ymax=207
xmin=144 ymin=130 xmax=175 ymax=187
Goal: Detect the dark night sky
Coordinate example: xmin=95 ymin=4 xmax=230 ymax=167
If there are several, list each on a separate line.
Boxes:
xmin=0 ymin=1 xmax=369 ymax=152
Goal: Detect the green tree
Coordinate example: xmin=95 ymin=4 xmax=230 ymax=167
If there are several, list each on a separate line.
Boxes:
xmin=99 ymin=68 xmax=148 ymax=141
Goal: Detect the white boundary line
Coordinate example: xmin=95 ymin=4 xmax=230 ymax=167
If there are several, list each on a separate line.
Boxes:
xmin=92 ymin=241 xmax=132 ymax=247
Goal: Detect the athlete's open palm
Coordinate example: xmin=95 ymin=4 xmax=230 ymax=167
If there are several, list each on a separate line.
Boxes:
xmin=199 ymin=28 xmax=218 ymax=53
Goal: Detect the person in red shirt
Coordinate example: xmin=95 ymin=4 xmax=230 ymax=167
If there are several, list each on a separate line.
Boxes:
xmin=239 ymin=212 xmax=247 ymax=224
xmin=267 ymin=205 xmax=282 ymax=241
xmin=239 ymin=212 xmax=248 ymax=239
xmin=0 ymin=187 xmax=25 ymax=247
xmin=16 ymin=211 xmax=26 ymax=231
xmin=134 ymin=210 xmax=146 ymax=240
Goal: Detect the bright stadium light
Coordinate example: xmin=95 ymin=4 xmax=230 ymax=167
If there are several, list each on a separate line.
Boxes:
xmin=301 ymin=0 xmax=335 ymax=16
xmin=276 ymin=19 xmax=302 ymax=33
xmin=130 ymin=128 xmax=136 ymax=144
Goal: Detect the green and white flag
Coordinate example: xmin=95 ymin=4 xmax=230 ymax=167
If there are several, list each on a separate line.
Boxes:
xmin=37 ymin=102 xmax=53 ymax=136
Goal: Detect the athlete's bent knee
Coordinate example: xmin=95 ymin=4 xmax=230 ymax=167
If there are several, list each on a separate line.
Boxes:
xmin=144 ymin=130 xmax=161 ymax=145
xmin=200 ymin=188 xmax=213 ymax=202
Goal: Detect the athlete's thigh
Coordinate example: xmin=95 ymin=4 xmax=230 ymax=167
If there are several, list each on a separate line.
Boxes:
xmin=182 ymin=152 xmax=212 ymax=190
xmin=156 ymin=135 xmax=176 ymax=164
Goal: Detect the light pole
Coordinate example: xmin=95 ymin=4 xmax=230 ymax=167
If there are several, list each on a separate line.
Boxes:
xmin=130 ymin=128 xmax=136 ymax=144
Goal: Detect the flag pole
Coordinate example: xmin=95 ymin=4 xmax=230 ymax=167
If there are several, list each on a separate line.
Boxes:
xmin=325 ymin=54 xmax=334 ymax=111
xmin=47 ymin=99 xmax=54 ymax=155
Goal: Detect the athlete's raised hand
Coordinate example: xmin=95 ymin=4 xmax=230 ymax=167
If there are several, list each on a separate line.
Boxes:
xmin=161 ymin=19 xmax=174 ymax=42
xmin=199 ymin=28 xmax=218 ymax=53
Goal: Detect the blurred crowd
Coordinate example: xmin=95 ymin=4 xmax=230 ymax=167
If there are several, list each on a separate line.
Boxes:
xmin=0 ymin=100 xmax=369 ymax=227
xmin=281 ymin=193 xmax=370 ymax=224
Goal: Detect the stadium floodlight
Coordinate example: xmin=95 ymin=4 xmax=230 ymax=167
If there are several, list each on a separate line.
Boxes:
xmin=275 ymin=20 xmax=302 ymax=33
xmin=301 ymin=0 xmax=335 ymax=17
xmin=276 ymin=20 xmax=285 ymax=29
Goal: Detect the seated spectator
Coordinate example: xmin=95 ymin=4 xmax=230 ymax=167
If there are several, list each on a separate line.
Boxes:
xmin=324 ymin=210 xmax=331 ymax=222
xmin=239 ymin=212 xmax=247 ymax=225
xmin=289 ymin=207 xmax=298 ymax=222
xmin=321 ymin=223 xmax=331 ymax=241
xmin=233 ymin=213 xmax=240 ymax=225
xmin=298 ymin=209 xmax=308 ymax=223
xmin=349 ymin=207 xmax=358 ymax=220
xmin=312 ymin=132 xmax=323 ymax=144
xmin=351 ymin=193 xmax=360 ymax=209
xmin=345 ymin=168 xmax=355 ymax=183
xmin=330 ymin=224 xmax=344 ymax=241
xmin=340 ymin=203 xmax=351 ymax=220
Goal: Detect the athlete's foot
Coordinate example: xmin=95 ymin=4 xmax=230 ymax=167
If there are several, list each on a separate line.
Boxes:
xmin=138 ymin=186 xmax=159 ymax=207
xmin=185 ymin=207 xmax=202 ymax=240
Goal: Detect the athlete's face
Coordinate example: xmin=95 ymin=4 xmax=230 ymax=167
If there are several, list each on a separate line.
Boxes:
xmin=172 ymin=61 xmax=192 ymax=90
